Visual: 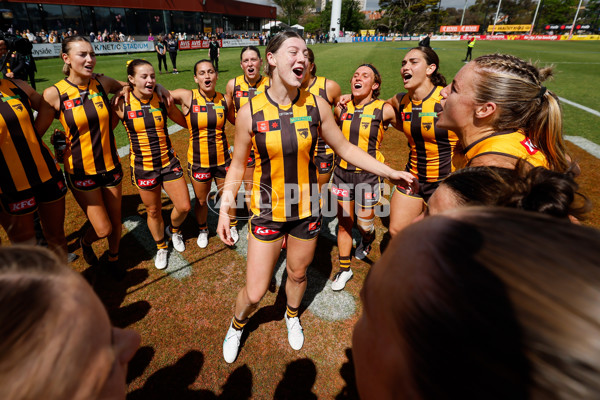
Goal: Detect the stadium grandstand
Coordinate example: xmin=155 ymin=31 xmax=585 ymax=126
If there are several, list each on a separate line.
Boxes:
xmin=0 ymin=0 xmax=276 ymax=37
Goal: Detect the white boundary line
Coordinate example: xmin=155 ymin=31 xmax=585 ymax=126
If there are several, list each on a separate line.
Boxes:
xmin=559 ymin=97 xmax=600 ymax=118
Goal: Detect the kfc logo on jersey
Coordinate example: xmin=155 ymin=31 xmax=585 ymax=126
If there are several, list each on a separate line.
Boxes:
xmin=193 ymin=172 xmax=211 ymax=180
xmin=114 ymin=172 xmax=122 ymax=181
xmin=520 ymin=137 xmax=539 ymax=155
xmin=74 ymin=178 xmax=96 ymax=188
xmin=401 ymin=112 xmax=412 ymax=121
xmin=9 ymin=197 xmax=36 ymax=213
xmin=236 ymin=91 xmax=249 ymax=98
xmin=57 ymin=180 xmax=65 ymax=190
xmin=137 ymin=178 xmax=157 ymax=187
xmin=63 ymin=100 xmax=75 ymax=110
xmin=193 ymin=105 xmax=207 ymax=113
xmin=364 ymin=192 xmax=376 ymax=200
xmin=341 ymin=113 xmax=353 ymax=121
xmin=320 ymin=162 xmax=329 ymax=169
xmin=254 ymin=226 xmax=279 ymax=236
xmin=332 ymin=187 xmax=349 ymax=197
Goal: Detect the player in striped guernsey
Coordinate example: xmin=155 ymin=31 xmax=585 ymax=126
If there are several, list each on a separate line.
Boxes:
xmin=216 ymin=31 xmax=415 ymax=363
xmin=170 ymin=59 xmax=239 ymax=249
xmin=225 ymin=46 xmax=270 ymax=211
xmin=438 ymin=53 xmax=570 ymax=173
xmin=114 ymin=59 xmax=190 ymax=270
xmin=330 ymin=64 xmax=397 ymax=291
xmin=387 ymin=47 xmax=460 ymax=236
xmin=42 ymin=36 xmax=131 ymax=278
xmin=0 ymin=78 xmax=67 ymax=259
xmin=300 ymin=48 xmax=341 ymax=190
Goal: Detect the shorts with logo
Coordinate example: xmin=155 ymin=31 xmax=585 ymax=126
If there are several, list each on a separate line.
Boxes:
xmin=249 ymin=213 xmax=322 ymax=242
xmin=331 ymin=167 xmax=382 ymax=208
xmin=131 ymin=157 xmax=184 ymax=191
xmin=1 ymin=174 xmax=67 ymax=216
xmin=315 ymin=152 xmax=334 ymax=174
xmin=67 ymin=164 xmax=123 ymax=192
xmin=395 ymin=179 xmax=439 ymax=203
xmin=187 ymin=161 xmax=230 ymax=183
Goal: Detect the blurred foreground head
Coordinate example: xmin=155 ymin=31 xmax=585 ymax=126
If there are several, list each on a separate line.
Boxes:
xmin=353 ymin=207 xmax=600 ymax=400
xmin=0 ymin=246 xmax=140 ymax=400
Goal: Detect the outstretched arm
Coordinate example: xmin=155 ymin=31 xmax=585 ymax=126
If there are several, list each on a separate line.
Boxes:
xmin=217 ymin=103 xmax=253 ymax=245
xmin=317 ymin=96 xmax=415 ymax=188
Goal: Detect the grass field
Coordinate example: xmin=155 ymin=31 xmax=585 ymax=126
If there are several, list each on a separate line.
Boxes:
xmin=15 ymin=40 xmax=600 ymax=398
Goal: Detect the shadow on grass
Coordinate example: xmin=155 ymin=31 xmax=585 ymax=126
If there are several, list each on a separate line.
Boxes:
xmin=335 ymin=348 xmax=359 ymax=400
xmin=127 ymin=350 xmax=253 ymax=399
xmin=274 ymin=358 xmax=318 ymax=400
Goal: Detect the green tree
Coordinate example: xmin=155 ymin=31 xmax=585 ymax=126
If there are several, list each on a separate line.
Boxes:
xmin=537 ymin=0 xmax=578 ymax=26
xmin=379 ymin=0 xmax=439 ymax=34
xmin=273 ymin=0 xmax=316 ymax=25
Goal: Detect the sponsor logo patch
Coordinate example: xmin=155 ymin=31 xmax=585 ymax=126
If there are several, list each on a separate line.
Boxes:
xmin=257 ymin=119 xmax=281 ymax=133
xmin=332 ymin=187 xmax=349 ymax=197
xmin=254 ymin=226 xmax=279 ymax=236
xmin=74 ymin=178 xmax=95 ymax=188
xmin=137 ymin=178 xmax=157 ymax=187
xmin=235 ymin=91 xmax=249 ymax=98
xmin=127 ymin=110 xmax=145 ymax=119
xmin=520 ymin=137 xmax=539 ymax=155
xmin=308 ymin=220 xmax=321 ymax=233
xmin=341 ymin=113 xmax=353 ymax=121
xmin=193 ymin=172 xmax=211 ymax=180
xmin=401 ymin=112 xmax=412 ymax=121
xmin=9 ymin=197 xmax=36 ymax=212
xmin=364 ymin=192 xmax=376 ymax=200
xmin=193 ymin=105 xmax=208 ymax=113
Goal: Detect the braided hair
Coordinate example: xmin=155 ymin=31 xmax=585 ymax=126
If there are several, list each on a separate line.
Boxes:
xmin=472 ymin=54 xmax=569 ymax=172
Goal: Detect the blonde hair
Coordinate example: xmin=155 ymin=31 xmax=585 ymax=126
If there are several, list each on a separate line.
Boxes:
xmin=472 ymin=54 xmax=569 ymax=172
xmin=376 ymin=207 xmax=600 ymax=399
xmin=0 ymin=246 xmax=107 ymax=400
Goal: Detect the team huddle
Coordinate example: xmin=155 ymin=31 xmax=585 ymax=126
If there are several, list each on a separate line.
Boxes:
xmin=0 ymin=30 xmax=578 ymax=371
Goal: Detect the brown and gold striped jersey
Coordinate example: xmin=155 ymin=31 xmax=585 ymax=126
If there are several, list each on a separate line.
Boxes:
xmin=54 ymin=78 xmax=119 ymax=175
xmin=463 ymin=130 xmax=549 ymax=168
xmin=250 ymin=90 xmax=321 ymax=222
xmin=122 ymin=92 xmax=176 ymax=171
xmin=395 ymin=86 xmax=459 ymax=183
xmin=186 ymin=89 xmax=230 ymax=168
xmin=0 ymin=79 xmax=60 ymax=193
xmin=306 ymin=76 xmax=334 ymax=157
xmin=233 ymin=75 xmax=270 ymax=116
xmin=336 ymin=98 xmax=386 ymax=172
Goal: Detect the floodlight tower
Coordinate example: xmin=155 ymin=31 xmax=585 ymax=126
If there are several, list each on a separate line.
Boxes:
xmin=329 ymin=0 xmax=342 ymax=42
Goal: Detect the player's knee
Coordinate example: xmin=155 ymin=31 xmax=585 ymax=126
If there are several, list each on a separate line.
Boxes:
xmin=146 ymin=205 xmax=162 ymax=220
xmin=245 ymin=287 xmax=266 ymax=305
xmin=94 ymin=223 xmax=112 ymax=239
xmin=177 ymin=201 xmax=191 ymax=214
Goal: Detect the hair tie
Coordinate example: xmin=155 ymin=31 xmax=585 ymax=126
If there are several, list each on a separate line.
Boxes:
xmin=359 ymin=63 xmax=380 ymax=78
xmin=536 ymin=86 xmax=547 ymax=99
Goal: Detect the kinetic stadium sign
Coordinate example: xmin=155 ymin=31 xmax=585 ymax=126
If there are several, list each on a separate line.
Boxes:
xmin=440 ymin=25 xmax=480 ymax=33
xmin=487 ymin=24 xmax=532 ymax=32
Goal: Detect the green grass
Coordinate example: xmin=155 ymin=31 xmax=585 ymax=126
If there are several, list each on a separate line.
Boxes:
xmin=34 ymin=39 xmax=600 ymax=147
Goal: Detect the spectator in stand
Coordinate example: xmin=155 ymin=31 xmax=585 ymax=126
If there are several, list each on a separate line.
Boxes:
xmin=148 ymin=32 xmax=154 ymax=42
xmin=89 ymin=31 xmax=96 ymax=43
xmin=118 ymin=32 xmax=125 ymax=42
xmin=127 ymin=35 xmax=134 ymax=42
xmin=49 ymin=32 xmax=57 ymax=43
